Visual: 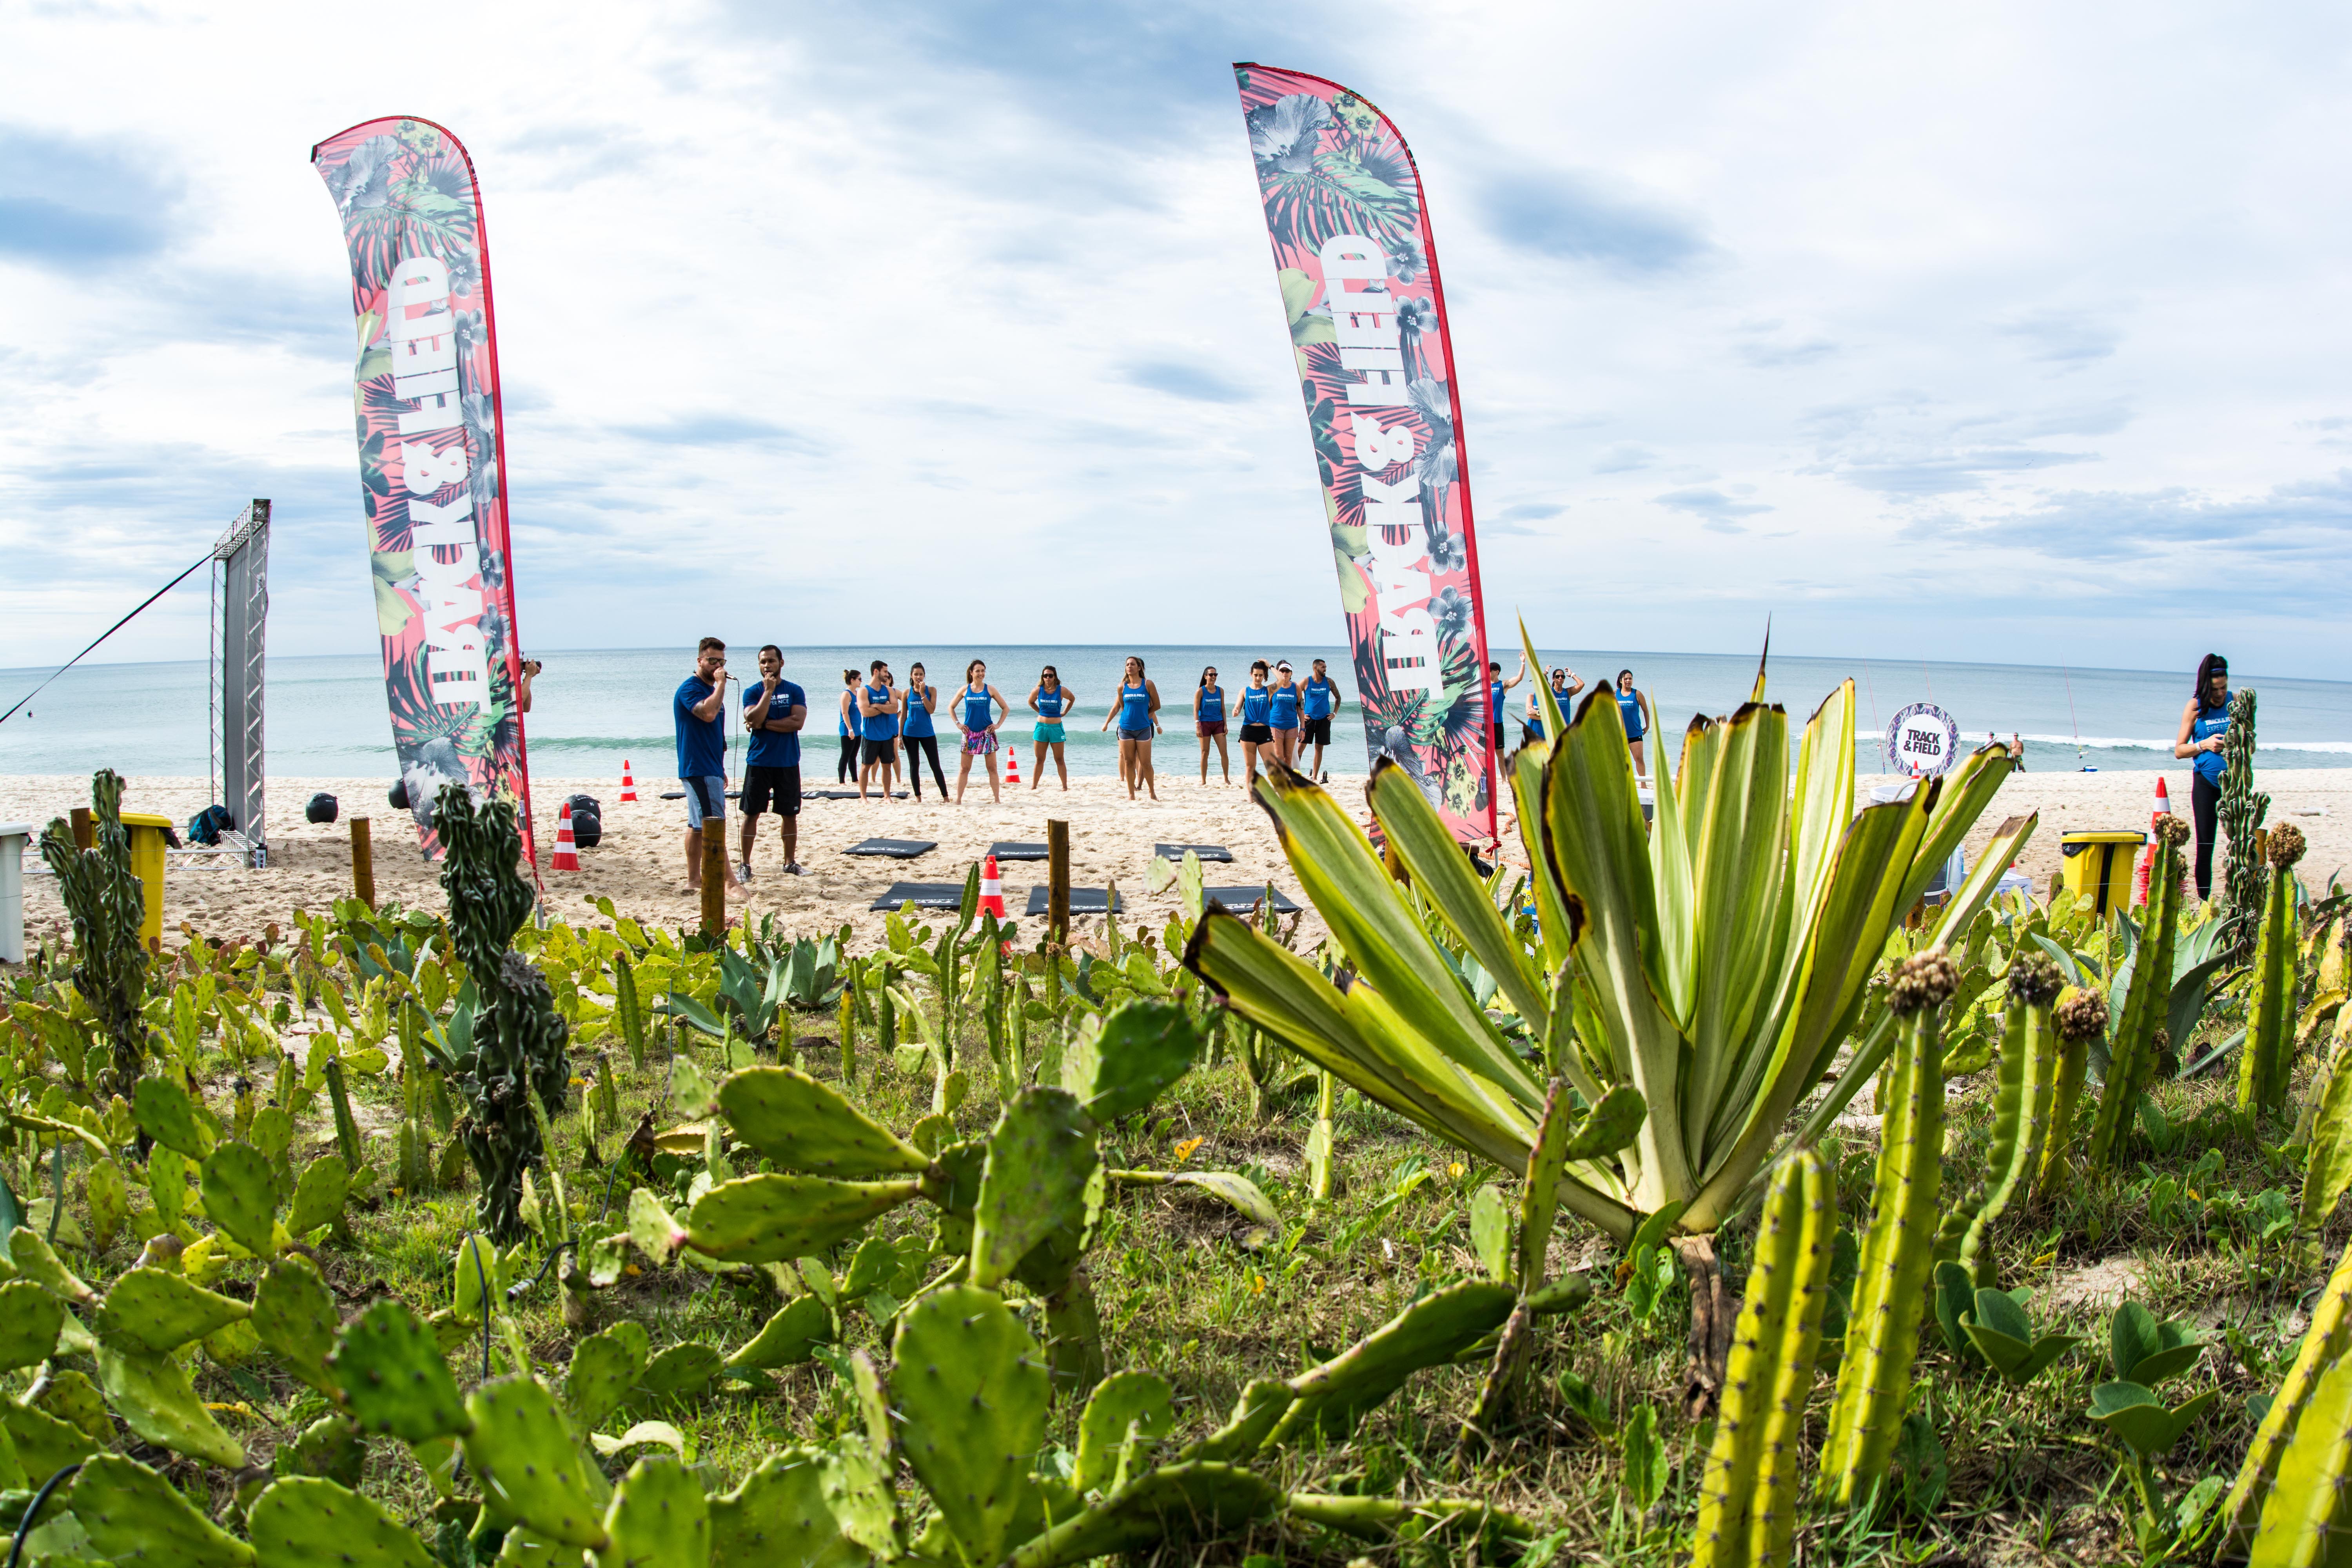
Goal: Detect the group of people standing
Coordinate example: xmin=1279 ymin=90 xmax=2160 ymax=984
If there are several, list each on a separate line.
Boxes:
xmin=1492 ymin=657 xmax=1658 ymax=773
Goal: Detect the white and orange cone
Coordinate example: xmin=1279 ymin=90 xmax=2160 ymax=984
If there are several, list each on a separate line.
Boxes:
xmin=552 ymin=800 xmax=581 ymax=872
xmin=979 ymin=854 xmax=1008 ymax=922
xmin=2132 ymin=775 xmax=2171 ymax=906
xmin=1003 ymin=744 xmax=1020 ymax=785
xmin=619 ymin=759 xmax=638 ymax=803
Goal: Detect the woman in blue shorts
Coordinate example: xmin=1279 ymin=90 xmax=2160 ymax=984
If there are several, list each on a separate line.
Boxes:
xmin=951 ymin=659 xmax=1007 ymax=805
xmin=1268 ymin=660 xmax=1302 ymax=769
xmin=1193 ymin=665 xmax=1229 ymax=786
xmin=1028 ymin=665 xmax=1078 ymax=791
xmin=1235 ymin=660 xmax=1274 ymax=783
xmin=1099 ymin=654 xmax=1161 ymax=800
xmin=1614 ymin=668 xmax=1655 ymax=776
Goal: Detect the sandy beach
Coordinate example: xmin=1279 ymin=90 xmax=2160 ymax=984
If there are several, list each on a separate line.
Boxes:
xmin=4 ymin=764 xmax=2344 ymax=957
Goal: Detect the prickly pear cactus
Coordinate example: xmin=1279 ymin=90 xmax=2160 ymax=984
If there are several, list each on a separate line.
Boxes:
xmin=1692 ymin=1149 xmax=1834 ymax=1568
xmin=96 ymin=1338 xmax=247 ymax=1467
xmin=436 ymin=784 xmax=572 ymax=1243
xmin=972 ymin=1088 xmax=1102 ymax=1291
xmin=2091 ymin=815 xmax=2189 ymax=1169
xmin=715 ymin=1066 xmax=929 ymax=1177
xmin=565 ymin=1319 xmax=651 ymax=1432
xmin=69 ymin=1452 xmax=257 ymax=1568
xmin=328 ymin=1298 xmax=467 ymax=1443
xmin=254 ymin=1255 xmax=342 ymax=1396
xmin=248 ymin=1475 xmax=434 ymax=1568
xmin=1268 ymin=1278 xmax=1517 ymax=1450
xmin=887 ymin=1284 xmax=1051 ymax=1565
xmin=708 ymin=1448 xmax=871 ymax=1568
xmin=1956 ymin=955 xmax=2063 ymax=1286
xmin=0 ymin=1279 xmax=66 ymax=1371
xmin=462 ymin=1374 xmax=608 ymax=1548
xmin=96 ymin=1265 xmax=251 ymax=1354
xmin=726 ymin=1295 xmax=832 ymax=1372
xmin=1820 ymin=951 xmax=1950 ymax=1507
xmin=201 ymin=1140 xmax=280 ymax=1258
xmin=596 ymin=1455 xmax=711 ymax=1568
xmin=39 ymin=769 xmax=153 ymax=1100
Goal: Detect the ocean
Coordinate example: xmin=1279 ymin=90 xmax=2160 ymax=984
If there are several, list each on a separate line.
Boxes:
xmin=2 ymin=644 xmax=2346 ymax=785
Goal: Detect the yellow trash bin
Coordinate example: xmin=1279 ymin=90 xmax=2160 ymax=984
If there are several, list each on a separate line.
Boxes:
xmin=2058 ymin=829 xmax=2145 ymax=916
xmin=120 ymin=811 xmax=173 ymax=953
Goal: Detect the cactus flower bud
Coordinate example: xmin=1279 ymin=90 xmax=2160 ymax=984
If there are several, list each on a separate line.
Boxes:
xmin=1887 ymin=948 xmax=1961 ymax=1015
xmin=2153 ymin=813 xmax=2190 ymax=849
xmin=2054 ymin=985 xmax=2109 ymax=1043
xmin=2268 ymin=822 xmax=2307 ymax=869
xmin=2006 ymin=952 xmax=2065 ymax=1007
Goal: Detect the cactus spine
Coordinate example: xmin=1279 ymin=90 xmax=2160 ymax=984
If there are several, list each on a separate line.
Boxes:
xmin=2089 ymin=815 xmax=2189 ymax=1170
xmin=1692 ymin=1149 xmax=1834 ymax=1568
xmin=1820 ymin=952 xmax=1951 ymax=1506
xmin=2225 ymin=1230 xmax=2352 ymax=1557
xmin=2240 ymin=823 xmax=2308 ymax=1118
xmin=1955 ymin=955 xmax=2063 ymax=1286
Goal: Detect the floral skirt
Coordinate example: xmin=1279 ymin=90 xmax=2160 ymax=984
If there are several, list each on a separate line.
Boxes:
xmin=962 ymin=728 xmax=997 ymax=755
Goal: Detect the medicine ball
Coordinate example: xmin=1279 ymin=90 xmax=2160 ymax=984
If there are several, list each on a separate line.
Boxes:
xmin=305 ymin=792 xmax=339 ymax=825
xmin=564 ymin=794 xmax=604 ymax=849
xmin=388 ymin=779 xmax=410 ymax=810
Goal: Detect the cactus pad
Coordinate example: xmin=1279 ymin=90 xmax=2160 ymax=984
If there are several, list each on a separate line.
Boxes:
xmin=1001 ymin=1461 xmax=1284 ymax=1568
xmin=254 ymin=1256 xmax=343 ymax=1397
xmin=595 ymin=1455 xmax=711 ymax=1568
xmin=1073 ymin=1000 xmax=1203 ymax=1123
xmin=462 ymin=1374 xmax=608 ymax=1548
xmin=11 ymin=1227 xmax=95 ymax=1304
xmin=1073 ymin=1370 xmax=1174 ymax=1495
xmin=1181 ymin=1378 xmax=1296 ymax=1463
xmin=328 ymin=1298 xmax=467 ymax=1443
xmin=97 ymin=1341 xmax=247 ymax=1468
xmin=564 ymin=1320 xmax=650 ymax=1432
xmin=630 ymin=1186 xmax=687 ymax=1266
xmin=632 ymin=1344 xmax=724 ymax=1406
xmin=682 ymin=1174 xmax=922 ymax=1264
xmin=717 ymin=1067 xmax=930 ymax=1176
xmin=709 ymin=1448 xmax=871 ymax=1568
xmin=287 ymin=1154 xmax=351 ymax=1237
xmin=887 ymin=1284 xmax=1050 ymax=1565
xmin=132 ymin=1075 xmax=214 ymax=1160
xmin=1469 ymin=1185 xmax=1513 ymax=1283
xmin=201 ymin=1140 xmax=280 ymax=1258
xmin=249 ymin=1475 xmax=434 ymax=1568
xmin=0 ymin=1398 xmax=100 ymax=1478
xmin=1269 ymin=1279 xmax=1517 ymax=1449
xmin=973 ymin=1088 xmax=1101 ymax=1290
xmin=726 ymin=1295 xmax=833 ymax=1371
xmin=0 ymin=1279 xmax=66 ymax=1370
xmin=69 ymin=1453 xmax=256 ymax=1568
xmin=285 ymin=1412 xmax=366 ymax=1486
xmin=96 ymin=1265 xmax=251 ymax=1354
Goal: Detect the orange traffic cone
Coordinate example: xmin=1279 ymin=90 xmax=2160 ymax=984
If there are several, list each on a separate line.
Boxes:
xmin=2132 ymin=776 xmax=2171 ymax=906
xmin=552 ymin=800 xmax=581 ymax=872
xmin=619 ymin=759 xmax=638 ymax=803
xmin=979 ymin=855 xmax=1008 ymax=922
xmin=1003 ymin=743 xmax=1020 ymax=785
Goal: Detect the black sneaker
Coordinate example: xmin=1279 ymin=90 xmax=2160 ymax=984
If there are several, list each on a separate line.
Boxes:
xmin=784 ymin=862 xmax=805 ymax=876
xmin=735 ymin=862 xmax=753 ymax=886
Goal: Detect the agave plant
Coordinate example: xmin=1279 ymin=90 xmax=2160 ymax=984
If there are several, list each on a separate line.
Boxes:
xmin=1185 ymin=637 xmax=2036 ymax=1250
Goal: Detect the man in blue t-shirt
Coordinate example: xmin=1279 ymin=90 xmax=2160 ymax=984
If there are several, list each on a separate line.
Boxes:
xmin=1300 ymin=657 xmax=1346 ymax=783
xmin=674 ymin=637 xmax=730 ymax=892
xmin=739 ymin=643 xmax=808 ymax=883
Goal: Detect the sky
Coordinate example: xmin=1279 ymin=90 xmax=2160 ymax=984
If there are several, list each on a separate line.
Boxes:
xmin=3 ymin=1 xmax=2351 ymax=681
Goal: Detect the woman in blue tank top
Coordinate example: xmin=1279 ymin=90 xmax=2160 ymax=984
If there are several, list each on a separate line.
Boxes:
xmin=1098 ymin=654 xmax=1161 ymax=800
xmin=1268 ymin=661 xmax=1302 ymax=769
xmin=951 ymin=658 xmax=1008 ymax=806
xmin=1235 ymin=659 xmax=1274 ymax=784
xmin=1193 ymin=666 xmax=1230 ymax=786
xmin=1027 ymin=665 xmax=1078 ymax=793
xmin=2173 ymin=652 xmax=2234 ymax=899
xmin=1614 ymin=668 xmax=1654 ymax=777
xmin=836 ymin=669 xmax=861 ymax=784
xmin=900 ymin=662 xmax=947 ymax=801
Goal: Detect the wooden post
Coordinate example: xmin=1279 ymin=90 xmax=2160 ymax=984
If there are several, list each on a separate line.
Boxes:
xmin=1046 ymin=818 xmax=1071 ymax=941
xmin=350 ymin=817 xmax=375 ymax=909
xmin=701 ymin=819 xmax=726 ymax=938
xmin=69 ymin=808 xmax=93 ymax=851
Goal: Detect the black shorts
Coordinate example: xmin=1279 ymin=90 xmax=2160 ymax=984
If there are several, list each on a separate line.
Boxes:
xmin=860 ymin=738 xmax=895 ymax=768
xmin=1240 ymin=722 xmax=1274 ymax=744
xmin=1302 ymin=717 xmax=1332 ymax=745
xmin=742 ymin=764 xmax=800 ymax=817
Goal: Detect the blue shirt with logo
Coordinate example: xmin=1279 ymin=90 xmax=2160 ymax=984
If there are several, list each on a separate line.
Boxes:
xmin=675 ymin=676 xmax=725 ymax=779
xmin=744 ymin=680 xmax=807 ymax=769
xmin=1303 ymin=675 xmax=1336 ymax=719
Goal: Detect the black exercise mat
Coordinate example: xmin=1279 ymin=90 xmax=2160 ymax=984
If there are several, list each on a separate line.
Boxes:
xmin=870 ymin=882 xmax=967 ymax=911
xmin=989 ymin=841 xmax=1051 ymax=861
xmin=845 ymin=838 xmax=936 ymax=858
xmin=808 ymin=789 xmax=908 ymax=800
xmin=1204 ymin=886 xmax=1300 ymax=913
xmin=658 ymin=790 xmax=742 ymax=800
xmin=1026 ymin=886 xmax=1122 ymax=915
xmin=1154 ymin=843 xmax=1234 ymax=863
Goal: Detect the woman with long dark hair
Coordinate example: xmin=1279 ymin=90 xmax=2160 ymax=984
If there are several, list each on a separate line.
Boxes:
xmin=1028 ymin=664 xmax=1078 ymax=791
xmin=1235 ymin=659 xmax=1274 ymax=783
xmin=1194 ymin=665 xmax=1230 ymax=785
xmin=2173 ymin=653 xmax=2234 ymax=899
xmin=953 ymin=658 xmax=1008 ymax=805
xmin=836 ymin=669 xmax=861 ymax=784
xmin=901 ymin=662 xmax=948 ymax=801
xmin=1614 ymin=668 xmax=1655 ymax=776
xmin=1100 ymin=654 xmax=1161 ymax=800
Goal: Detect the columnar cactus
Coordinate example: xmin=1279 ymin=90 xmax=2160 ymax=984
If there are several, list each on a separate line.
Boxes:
xmin=1820 ymin=951 xmax=1952 ymax=1507
xmin=2224 ymin=1230 xmax=2352 ymax=1557
xmin=1693 ymin=1149 xmax=1834 ymax=1568
xmin=2239 ymin=822 xmax=2307 ymax=1118
xmin=436 ymin=784 xmax=570 ymax=1242
xmin=1955 ymin=954 xmax=2063 ymax=1286
xmin=39 ymin=769 xmax=152 ymax=1099
xmin=2219 ymin=687 xmax=2270 ymax=954
xmin=2037 ymin=985 xmax=2110 ymax=1196
xmin=2090 ymin=814 xmax=2190 ymax=1170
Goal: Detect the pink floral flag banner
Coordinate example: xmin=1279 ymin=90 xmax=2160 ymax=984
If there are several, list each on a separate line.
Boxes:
xmin=312 ymin=117 xmax=535 ymax=864
xmin=1234 ymin=64 xmax=1496 ymax=841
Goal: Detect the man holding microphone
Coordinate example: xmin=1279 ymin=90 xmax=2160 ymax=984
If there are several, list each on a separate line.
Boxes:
xmin=674 ymin=637 xmax=730 ymax=893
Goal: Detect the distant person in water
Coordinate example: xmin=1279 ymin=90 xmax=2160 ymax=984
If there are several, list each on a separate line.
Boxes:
xmin=1101 ymin=655 xmax=1161 ymax=800
xmin=1489 ymin=658 xmax=1528 ymax=756
xmin=836 ymin=670 xmax=860 ymax=784
xmin=2174 ymin=653 xmax=2233 ymax=900
xmin=955 ymin=659 xmax=1008 ymax=804
xmin=1236 ymin=660 xmax=1274 ymax=783
xmin=1194 ymin=665 xmax=1230 ymax=785
xmin=1027 ymin=665 xmax=1077 ymax=791
xmin=857 ymin=659 xmax=900 ymax=802
xmin=738 ymin=644 xmax=806 ymax=882
xmin=1300 ymin=658 xmax=1343 ymax=781
xmin=1268 ymin=661 xmax=1302 ymax=769
xmin=1614 ymin=668 xmax=1655 ymax=776
xmin=673 ymin=637 xmax=730 ymax=893
xmin=900 ymin=662 xmax=948 ymax=801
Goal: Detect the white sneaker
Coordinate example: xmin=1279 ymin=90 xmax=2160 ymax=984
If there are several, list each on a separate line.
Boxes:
xmin=784 ymin=862 xmax=804 ymax=876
